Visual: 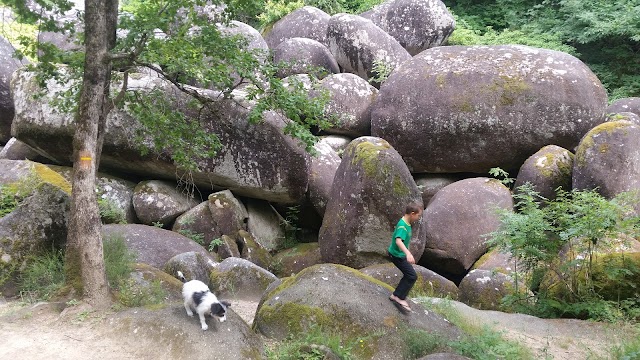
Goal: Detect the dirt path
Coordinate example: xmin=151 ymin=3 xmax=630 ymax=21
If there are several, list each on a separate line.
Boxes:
xmin=0 ymin=298 xmax=632 ymax=359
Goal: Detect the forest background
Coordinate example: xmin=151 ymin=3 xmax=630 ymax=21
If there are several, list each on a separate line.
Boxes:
xmin=244 ymin=0 xmax=639 ymax=101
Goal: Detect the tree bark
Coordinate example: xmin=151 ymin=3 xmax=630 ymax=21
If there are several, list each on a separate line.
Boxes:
xmin=65 ymin=0 xmax=119 ymax=308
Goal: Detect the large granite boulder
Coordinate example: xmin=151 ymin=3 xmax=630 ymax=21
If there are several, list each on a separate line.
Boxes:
xmin=0 ymin=138 xmax=42 ymax=161
xmin=313 ymin=73 xmax=378 ymax=137
xmin=163 ymin=251 xmax=218 ymax=285
xmin=420 ymin=178 xmax=513 ymax=278
xmin=458 ymin=269 xmax=518 ymax=311
xmin=271 ymin=242 xmax=322 ymax=277
xmin=11 ymin=71 xmax=311 ymax=203
xmin=132 ymin=180 xmax=198 ymax=226
xmin=209 ymin=257 xmax=278 ymax=301
xmin=263 ymin=6 xmax=331 ymax=49
xmin=326 ymin=13 xmax=411 ymax=84
xmin=101 ymin=224 xmax=214 ymax=269
xmin=307 ymin=141 xmax=341 ymax=217
xmin=49 ymin=165 xmax=138 ymax=224
xmin=318 ymin=137 xmax=424 ymax=268
xmin=0 ymin=36 xmax=28 ymax=144
xmin=254 ymin=263 xmax=462 ymax=359
xmin=414 ymin=174 xmax=464 ymax=207
xmin=371 ymin=45 xmax=608 ymax=173
xmin=245 ymin=198 xmax=285 ymax=252
xmin=172 ymin=189 xmax=248 ymax=249
xmin=273 ymin=37 xmax=339 ymax=79
xmin=0 ymin=161 xmax=71 ymax=296
xmin=513 ymin=145 xmax=573 ymax=200
xmin=573 ymin=121 xmax=640 ymax=203
xmin=361 ymin=0 xmax=455 ymax=55
xmin=606 ymin=97 xmax=640 ymax=117
xmin=361 ymin=263 xmax=459 ymax=299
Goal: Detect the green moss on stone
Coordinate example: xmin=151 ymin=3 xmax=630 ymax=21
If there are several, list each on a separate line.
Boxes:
xmin=575 ymin=121 xmax=633 ymax=167
xmin=350 ymin=140 xmax=391 ymax=179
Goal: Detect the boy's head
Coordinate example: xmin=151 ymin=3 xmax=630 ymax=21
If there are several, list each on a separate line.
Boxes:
xmin=405 ymin=202 xmax=423 ymax=224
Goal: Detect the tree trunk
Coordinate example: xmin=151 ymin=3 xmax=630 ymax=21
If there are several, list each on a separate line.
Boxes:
xmin=65 ymin=0 xmax=119 ymax=308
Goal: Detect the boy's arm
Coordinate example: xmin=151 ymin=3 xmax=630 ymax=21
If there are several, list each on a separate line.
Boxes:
xmin=395 ymin=237 xmax=415 ymax=264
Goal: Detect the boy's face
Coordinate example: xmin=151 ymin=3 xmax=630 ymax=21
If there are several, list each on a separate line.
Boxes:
xmin=408 ymin=209 xmax=423 ymax=224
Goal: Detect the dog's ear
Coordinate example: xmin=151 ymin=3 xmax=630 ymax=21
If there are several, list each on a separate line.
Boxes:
xmin=210 ymin=302 xmax=224 ymax=316
xmin=221 ymin=300 xmax=231 ymax=307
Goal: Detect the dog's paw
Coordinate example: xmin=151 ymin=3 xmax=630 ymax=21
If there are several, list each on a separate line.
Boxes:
xmin=186 ymin=311 xmax=194 ymax=317
xmin=201 ymin=324 xmax=208 ymax=331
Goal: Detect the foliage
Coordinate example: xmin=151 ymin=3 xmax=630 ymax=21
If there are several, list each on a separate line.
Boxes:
xmin=368 ymin=59 xmax=392 ymax=86
xmin=19 ymin=250 xmax=65 ymax=302
xmin=97 ymin=197 xmax=127 ymax=224
xmin=115 ymin=278 xmax=167 ymax=308
xmin=610 ymin=326 xmax=640 ymax=360
xmin=416 ymin=298 xmax=534 ymax=359
xmin=488 ymin=184 xmax=640 ymax=321
xmin=397 ymin=325 xmax=445 ymax=358
xmin=443 ymin=0 xmax=640 ymax=99
xmin=208 ymin=237 xmax=223 ymax=252
xmin=0 ymin=174 xmax=40 ymax=218
xmin=488 ymin=167 xmax=515 ymax=187
xmin=280 ymin=205 xmax=301 ymax=249
xmin=4 ymin=0 xmax=333 ymax=173
xmin=0 ymin=185 xmax=21 ymax=217
xmin=176 ymin=215 xmax=206 ymax=245
xmin=103 ymin=234 xmax=136 ymax=291
xmin=265 ymin=323 xmax=376 ymax=360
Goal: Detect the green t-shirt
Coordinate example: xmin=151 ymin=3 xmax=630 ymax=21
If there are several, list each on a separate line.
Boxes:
xmin=388 ymin=218 xmax=412 ymax=258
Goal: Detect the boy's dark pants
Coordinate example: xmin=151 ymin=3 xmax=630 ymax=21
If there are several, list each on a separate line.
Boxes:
xmin=389 ymin=254 xmax=417 ymax=300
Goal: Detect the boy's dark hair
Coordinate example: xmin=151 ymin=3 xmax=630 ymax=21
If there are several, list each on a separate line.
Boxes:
xmin=405 ymin=202 xmax=422 ymax=214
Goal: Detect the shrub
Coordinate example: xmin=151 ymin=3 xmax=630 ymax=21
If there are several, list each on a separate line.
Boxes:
xmin=489 ymin=184 xmax=640 ymax=321
xmin=103 ymin=234 xmax=136 ymax=290
xmin=97 ymin=197 xmax=127 ymax=224
xmin=19 ymin=250 xmax=66 ymax=302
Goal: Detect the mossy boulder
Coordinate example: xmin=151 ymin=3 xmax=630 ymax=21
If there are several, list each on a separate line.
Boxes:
xmin=318 ymin=136 xmax=424 ymax=268
xmin=116 ymin=263 xmax=184 ymax=305
xmin=271 ymin=242 xmax=322 ymax=277
xmin=236 ymin=230 xmax=272 ymax=270
xmin=458 ymin=269 xmax=518 ymax=311
xmin=217 ymin=234 xmax=241 ymax=259
xmin=605 ymin=112 xmax=640 ymax=125
xmin=163 ymin=251 xmax=218 ymax=285
xmin=573 ymin=120 xmax=640 ymax=210
xmin=132 ymin=180 xmax=198 ymax=226
xmin=0 ymin=161 xmax=70 ymax=296
xmin=172 ymin=189 xmax=247 ymax=250
xmin=371 ymin=45 xmax=607 ymax=173
xmin=471 ymin=249 xmax=519 ymax=276
xmin=49 ymin=165 xmax=137 ymax=223
xmin=360 ymin=263 xmax=459 ymax=300
xmin=544 ymin=237 xmax=640 ymax=301
xmin=254 ymin=264 xmax=462 ymax=358
xmin=209 ymin=257 xmax=278 ymax=301
xmin=513 ymin=145 xmax=573 ymax=200
xmin=102 ymin=224 xmax=213 ymax=269
xmin=245 ymin=198 xmax=285 ymax=252
xmin=420 ymin=178 xmax=513 ymax=277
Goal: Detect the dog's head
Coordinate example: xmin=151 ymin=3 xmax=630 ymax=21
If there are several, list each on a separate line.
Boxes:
xmin=210 ymin=300 xmax=231 ymax=322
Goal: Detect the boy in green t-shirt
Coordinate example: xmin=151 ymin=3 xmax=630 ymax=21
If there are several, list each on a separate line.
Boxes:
xmin=388 ymin=203 xmax=423 ymax=313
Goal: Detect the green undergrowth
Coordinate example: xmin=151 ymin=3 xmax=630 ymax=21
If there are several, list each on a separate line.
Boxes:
xmin=19 ymin=249 xmax=65 ymax=303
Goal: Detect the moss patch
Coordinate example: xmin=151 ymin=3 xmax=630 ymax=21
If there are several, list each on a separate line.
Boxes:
xmin=575 ymin=121 xmax=633 ymax=167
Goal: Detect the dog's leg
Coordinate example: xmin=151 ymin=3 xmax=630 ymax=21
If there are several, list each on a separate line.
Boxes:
xmin=183 ymin=300 xmax=194 ymax=317
xmin=198 ymin=312 xmax=208 ymax=331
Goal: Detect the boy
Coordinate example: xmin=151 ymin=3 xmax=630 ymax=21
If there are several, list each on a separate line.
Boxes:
xmin=388 ymin=203 xmax=423 ymax=313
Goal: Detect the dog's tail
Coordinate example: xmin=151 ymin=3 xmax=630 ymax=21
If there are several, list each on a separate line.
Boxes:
xmin=176 ymin=271 xmax=187 ymax=283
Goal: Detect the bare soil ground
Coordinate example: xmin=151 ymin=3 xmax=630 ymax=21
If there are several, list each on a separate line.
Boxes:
xmin=0 ymin=297 xmax=633 ymax=359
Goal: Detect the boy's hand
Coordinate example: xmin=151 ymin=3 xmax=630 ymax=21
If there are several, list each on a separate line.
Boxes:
xmin=407 ymin=253 xmax=415 ymax=264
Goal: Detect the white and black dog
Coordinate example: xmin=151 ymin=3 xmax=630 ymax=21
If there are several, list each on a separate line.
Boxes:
xmin=177 ymin=271 xmax=231 ymax=330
